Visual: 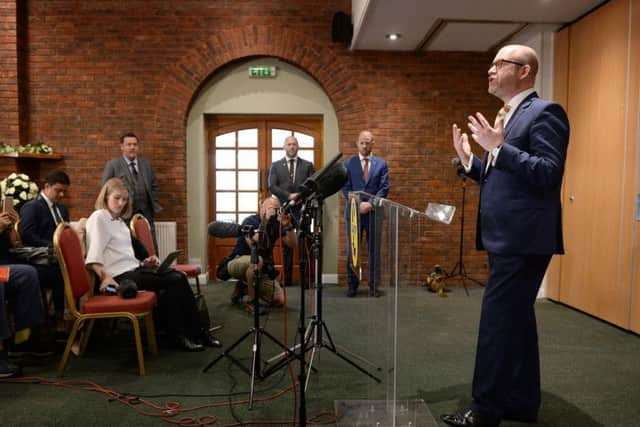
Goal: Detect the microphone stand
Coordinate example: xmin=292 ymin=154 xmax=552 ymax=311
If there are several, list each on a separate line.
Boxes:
xmin=447 ymin=170 xmax=485 ymax=294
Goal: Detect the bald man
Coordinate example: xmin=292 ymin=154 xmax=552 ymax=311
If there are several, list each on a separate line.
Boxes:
xmin=442 ymin=45 xmax=569 ymax=427
xmin=342 ymin=130 xmax=390 ymax=298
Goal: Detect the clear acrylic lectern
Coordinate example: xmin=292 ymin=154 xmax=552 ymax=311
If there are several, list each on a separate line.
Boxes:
xmin=335 ymin=191 xmax=455 ymax=427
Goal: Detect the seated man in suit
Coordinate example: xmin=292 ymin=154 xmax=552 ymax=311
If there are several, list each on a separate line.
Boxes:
xmin=19 ymin=170 xmax=70 ymax=337
xmin=0 ymin=210 xmax=47 ymax=377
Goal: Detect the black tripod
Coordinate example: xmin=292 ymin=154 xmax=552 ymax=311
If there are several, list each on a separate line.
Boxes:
xmin=202 ymin=228 xmax=308 ymax=409
xmin=447 ymin=170 xmax=485 ymax=295
xmin=266 ymin=197 xmax=382 ymax=426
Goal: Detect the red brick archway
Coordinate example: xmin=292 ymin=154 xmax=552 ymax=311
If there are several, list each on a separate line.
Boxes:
xmin=151 ymin=25 xmax=360 ymax=267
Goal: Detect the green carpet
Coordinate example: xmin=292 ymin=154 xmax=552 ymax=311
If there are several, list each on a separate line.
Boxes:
xmin=0 ymin=282 xmax=638 ymax=426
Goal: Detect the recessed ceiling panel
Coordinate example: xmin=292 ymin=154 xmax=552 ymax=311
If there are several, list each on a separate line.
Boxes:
xmin=426 ymin=21 xmax=524 ymax=52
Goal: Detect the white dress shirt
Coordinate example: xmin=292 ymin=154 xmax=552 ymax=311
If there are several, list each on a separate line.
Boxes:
xmin=40 ymin=192 xmax=63 ymax=224
xmin=85 ymin=209 xmax=140 ymax=277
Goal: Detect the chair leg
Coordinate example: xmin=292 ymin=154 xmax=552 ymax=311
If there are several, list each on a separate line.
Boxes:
xmin=130 ymin=317 xmax=145 ymax=376
xmin=144 ymin=313 xmax=158 ymax=355
xmin=78 ymin=319 xmax=95 ymax=355
xmin=58 ymin=319 xmax=81 ymax=377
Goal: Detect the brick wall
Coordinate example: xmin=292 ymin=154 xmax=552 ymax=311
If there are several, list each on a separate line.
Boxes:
xmin=4 ymin=0 xmax=500 ymax=282
xmin=0 ymin=0 xmax=19 ymax=146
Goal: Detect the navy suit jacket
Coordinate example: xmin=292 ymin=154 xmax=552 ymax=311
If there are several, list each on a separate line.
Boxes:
xmin=468 ymin=92 xmax=569 ymax=255
xmin=342 ymin=154 xmax=390 ymax=218
xmin=20 ymin=195 xmax=70 ymax=248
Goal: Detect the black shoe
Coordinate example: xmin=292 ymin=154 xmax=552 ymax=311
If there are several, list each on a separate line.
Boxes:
xmin=8 ymin=340 xmax=55 ymax=358
xmin=0 ymin=358 xmax=22 ymax=378
xmin=441 ymin=409 xmax=493 ymax=427
xmin=200 ymin=332 xmax=222 ymax=348
xmin=346 ymin=288 xmax=357 ymax=297
xmin=245 ymin=301 xmax=268 ymax=316
xmin=369 ymin=289 xmax=381 ymax=297
xmin=176 ymin=336 xmax=205 ymax=352
xmin=230 ymin=282 xmax=247 ymax=305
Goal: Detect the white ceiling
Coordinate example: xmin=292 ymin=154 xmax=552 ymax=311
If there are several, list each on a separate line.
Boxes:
xmin=351 ymin=0 xmax=606 ymax=51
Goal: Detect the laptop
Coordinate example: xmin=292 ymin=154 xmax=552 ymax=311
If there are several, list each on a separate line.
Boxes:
xmin=140 ymin=250 xmax=182 ymax=274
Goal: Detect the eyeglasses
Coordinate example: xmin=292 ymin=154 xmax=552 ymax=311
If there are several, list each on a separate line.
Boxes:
xmin=490 ymin=59 xmax=525 ymax=70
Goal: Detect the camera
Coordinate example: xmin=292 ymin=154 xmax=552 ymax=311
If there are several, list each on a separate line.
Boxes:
xmin=105 ymin=284 xmax=118 ymax=295
xmin=262 ymin=261 xmax=279 ymax=280
xmin=240 ymin=224 xmax=255 ymax=235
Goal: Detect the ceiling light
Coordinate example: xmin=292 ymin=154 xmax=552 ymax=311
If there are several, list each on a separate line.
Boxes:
xmin=386 ymin=33 xmax=401 ymax=41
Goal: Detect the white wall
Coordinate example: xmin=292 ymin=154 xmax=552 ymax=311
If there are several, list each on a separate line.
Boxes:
xmin=186 ymin=57 xmax=340 ymax=282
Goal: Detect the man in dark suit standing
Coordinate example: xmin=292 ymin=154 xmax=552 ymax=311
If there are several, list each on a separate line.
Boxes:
xmin=20 ymin=170 xmax=71 ymax=337
xmin=441 ymin=45 xmax=570 ymax=427
xmin=102 ymin=132 xmax=162 ymax=251
xmin=268 ymin=135 xmax=314 ymax=286
xmin=342 ymin=130 xmax=389 ymax=298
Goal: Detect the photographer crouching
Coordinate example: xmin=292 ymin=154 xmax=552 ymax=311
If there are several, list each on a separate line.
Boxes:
xmin=225 ymin=196 xmax=296 ymax=314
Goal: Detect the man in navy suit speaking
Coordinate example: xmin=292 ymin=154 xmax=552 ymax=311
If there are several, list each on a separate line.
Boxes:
xmin=342 ymin=130 xmax=389 ymax=298
xmin=441 ymin=45 xmax=570 ymax=427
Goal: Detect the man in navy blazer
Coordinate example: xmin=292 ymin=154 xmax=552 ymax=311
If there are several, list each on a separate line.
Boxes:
xmin=268 ymin=135 xmax=315 ymax=286
xmin=19 ymin=170 xmax=71 ymax=336
xmin=342 ymin=130 xmax=389 ymax=297
xmin=442 ymin=45 xmax=570 ymax=427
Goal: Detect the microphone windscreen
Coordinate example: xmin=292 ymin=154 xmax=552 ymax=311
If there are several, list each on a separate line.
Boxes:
xmin=119 ymin=279 xmax=138 ymax=299
xmin=305 ymin=161 xmax=348 ymax=200
xmin=451 ymin=157 xmax=461 ymax=165
xmin=208 ymin=221 xmax=242 ymax=238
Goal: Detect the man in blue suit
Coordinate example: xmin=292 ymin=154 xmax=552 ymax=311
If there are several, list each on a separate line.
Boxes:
xmin=342 ymin=130 xmax=389 ymax=297
xmin=441 ymin=45 xmax=569 ymax=427
xmin=19 ymin=170 xmax=71 ymax=337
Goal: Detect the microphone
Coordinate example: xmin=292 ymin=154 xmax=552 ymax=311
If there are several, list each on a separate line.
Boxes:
xmin=119 ymin=279 xmax=138 ymax=299
xmin=283 ymin=153 xmax=347 ymax=210
xmin=452 ymin=157 xmax=466 ymax=177
xmin=208 ymin=221 xmax=243 ymax=238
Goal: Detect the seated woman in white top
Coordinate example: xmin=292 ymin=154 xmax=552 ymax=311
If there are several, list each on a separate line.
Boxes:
xmin=85 ymin=178 xmax=218 ymax=352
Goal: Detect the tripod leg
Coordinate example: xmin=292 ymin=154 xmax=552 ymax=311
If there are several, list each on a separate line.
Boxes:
xmin=304 ymin=344 xmax=319 ymax=392
xmin=203 ymin=329 xmax=254 ymax=373
xmin=319 ymin=322 xmax=381 ymax=383
xmin=265 ymin=316 xmax=313 ymax=365
xmin=461 ymin=275 xmax=470 ymax=296
xmin=249 ymin=328 xmax=261 ymax=409
xmin=261 ymin=329 xmax=319 ymax=378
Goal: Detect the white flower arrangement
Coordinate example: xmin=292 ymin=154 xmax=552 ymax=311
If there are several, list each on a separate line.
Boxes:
xmin=0 ymin=142 xmax=53 ymax=154
xmin=0 ymin=173 xmax=39 ymax=207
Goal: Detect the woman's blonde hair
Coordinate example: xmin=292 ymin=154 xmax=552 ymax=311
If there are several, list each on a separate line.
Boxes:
xmin=95 ymin=177 xmax=132 ymax=218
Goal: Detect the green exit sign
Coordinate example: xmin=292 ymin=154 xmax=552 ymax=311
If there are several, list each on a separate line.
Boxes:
xmin=248 ymin=66 xmax=277 ymax=78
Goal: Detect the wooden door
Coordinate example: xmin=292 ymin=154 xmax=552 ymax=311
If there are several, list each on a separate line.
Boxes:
xmin=556 ymin=0 xmax=633 ymax=327
xmin=205 ymin=114 xmax=323 ymax=279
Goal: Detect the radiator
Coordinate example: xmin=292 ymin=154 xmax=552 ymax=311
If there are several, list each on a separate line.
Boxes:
xmin=154 ymin=221 xmax=177 ymax=260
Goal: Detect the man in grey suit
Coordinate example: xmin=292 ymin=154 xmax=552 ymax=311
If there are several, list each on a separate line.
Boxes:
xmin=102 ymin=132 xmax=162 ymax=251
xmin=268 ymin=135 xmax=314 ymax=286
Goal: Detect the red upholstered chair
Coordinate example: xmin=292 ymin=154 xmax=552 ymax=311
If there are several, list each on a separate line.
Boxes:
xmin=130 ymin=214 xmax=203 ymax=290
xmin=53 ymin=223 xmax=158 ymax=376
